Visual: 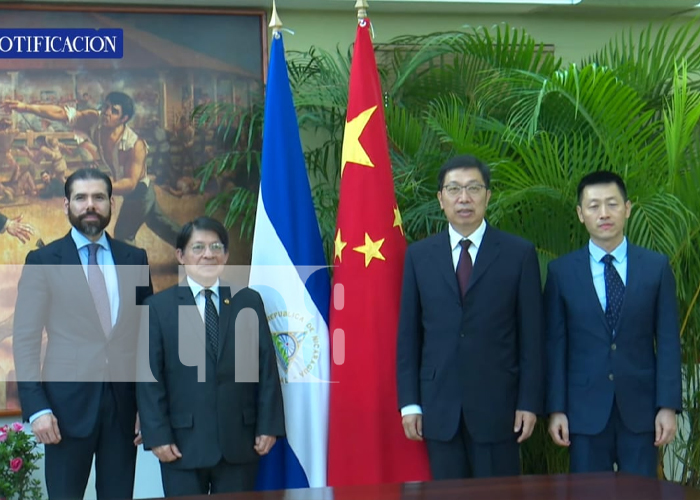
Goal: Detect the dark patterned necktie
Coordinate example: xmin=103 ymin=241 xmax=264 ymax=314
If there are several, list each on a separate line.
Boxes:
xmin=602 ymin=254 xmax=625 ymax=333
xmin=87 ymin=243 xmax=112 ymax=336
xmin=456 ymin=239 xmax=472 ymax=297
xmin=204 ymin=289 xmax=219 ymax=353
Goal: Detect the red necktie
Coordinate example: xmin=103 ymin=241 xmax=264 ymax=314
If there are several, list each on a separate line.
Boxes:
xmin=456 ymin=239 xmax=472 ymax=297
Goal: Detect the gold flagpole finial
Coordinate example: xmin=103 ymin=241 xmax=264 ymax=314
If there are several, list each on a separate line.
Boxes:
xmin=269 ymin=0 xmax=283 ymax=33
xmin=355 ymin=0 xmax=369 ymax=21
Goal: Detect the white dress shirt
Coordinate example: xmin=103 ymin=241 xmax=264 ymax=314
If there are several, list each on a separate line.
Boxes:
xmin=186 ymin=276 xmax=221 ymax=320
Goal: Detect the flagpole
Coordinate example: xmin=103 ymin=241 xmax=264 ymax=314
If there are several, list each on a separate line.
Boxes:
xmin=253 ymin=0 xmax=332 ymax=490
xmin=269 ymin=0 xmax=283 ymax=33
xmin=355 ymin=0 xmax=368 ymax=21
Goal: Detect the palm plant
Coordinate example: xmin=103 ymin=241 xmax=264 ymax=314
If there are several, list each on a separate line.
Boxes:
xmin=193 ymin=16 xmax=700 ymax=485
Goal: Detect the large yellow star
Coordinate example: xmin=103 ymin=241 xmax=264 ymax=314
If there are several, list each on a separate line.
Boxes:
xmin=393 ymin=206 xmax=404 ymax=236
xmin=353 ymin=233 xmax=386 ymax=268
xmin=340 ymin=106 xmax=377 ymax=176
xmin=334 ymin=229 xmax=347 ymax=263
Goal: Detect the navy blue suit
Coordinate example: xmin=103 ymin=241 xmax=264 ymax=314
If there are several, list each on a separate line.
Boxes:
xmin=397 ymin=225 xmax=544 ymax=478
xmin=545 ymin=242 xmax=682 ymax=477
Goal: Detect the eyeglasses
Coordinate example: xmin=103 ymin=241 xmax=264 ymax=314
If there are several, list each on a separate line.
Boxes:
xmin=442 ymin=183 xmax=486 ymax=197
xmin=189 ymin=242 xmax=225 ymax=255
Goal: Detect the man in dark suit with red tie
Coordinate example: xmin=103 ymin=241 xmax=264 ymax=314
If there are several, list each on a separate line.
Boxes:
xmin=545 ymin=171 xmax=681 ymax=477
xmin=396 ymin=155 xmax=544 ymax=479
xmin=13 ymin=168 xmax=153 ymax=499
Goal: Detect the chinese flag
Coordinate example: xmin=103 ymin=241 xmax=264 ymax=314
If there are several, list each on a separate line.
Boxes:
xmin=327 ymin=18 xmax=431 ymax=486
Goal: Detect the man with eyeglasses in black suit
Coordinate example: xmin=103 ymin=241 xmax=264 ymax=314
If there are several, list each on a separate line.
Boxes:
xmin=396 ymin=155 xmax=544 ymax=480
xmin=137 ymin=216 xmax=285 ymax=496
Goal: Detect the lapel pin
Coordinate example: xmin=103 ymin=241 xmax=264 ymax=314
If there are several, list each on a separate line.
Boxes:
xmin=224 ymin=298 xmax=230 ymax=305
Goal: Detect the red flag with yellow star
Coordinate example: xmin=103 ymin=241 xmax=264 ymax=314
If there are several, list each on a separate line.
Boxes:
xmin=327 ymin=18 xmax=431 ymax=486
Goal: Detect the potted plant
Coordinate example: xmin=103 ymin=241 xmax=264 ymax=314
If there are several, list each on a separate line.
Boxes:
xmin=0 ymin=423 xmax=43 ymax=500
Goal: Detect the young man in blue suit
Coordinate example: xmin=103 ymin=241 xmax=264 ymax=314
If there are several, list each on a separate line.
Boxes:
xmin=397 ymin=155 xmax=544 ymax=479
xmin=545 ymin=171 xmax=681 ymax=478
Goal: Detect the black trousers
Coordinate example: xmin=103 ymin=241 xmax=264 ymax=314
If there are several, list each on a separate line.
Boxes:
xmin=426 ymin=410 xmax=520 ymax=480
xmin=44 ymin=383 xmax=137 ymax=500
xmin=160 ymin=460 xmax=259 ymax=496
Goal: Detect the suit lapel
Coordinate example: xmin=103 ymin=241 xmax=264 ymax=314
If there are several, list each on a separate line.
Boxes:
xmin=177 ymin=282 xmax=209 ymax=355
xmin=434 ymin=231 xmax=460 ymax=299
xmin=108 ymin=235 xmax=130 ymax=331
xmin=574 ymin=246 xmax=610 ymax=334
xmin=56 ymin=233 xmax=105 ymax=336
xmin=217 ymin=286 xmax=232 ymax=361
xmin=617 ymin=243 xmax=641 ymax=332
xmin=467 ymin=225 xmax=499 ymax=293
xmin=56 ymin=232 xmax=81 ymax=266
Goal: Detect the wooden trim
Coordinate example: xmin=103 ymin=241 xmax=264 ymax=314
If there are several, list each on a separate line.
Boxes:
xmin=0 ymin=2 xmax=269 ymax=82
xmin=0 ymin=3 xmax=266 ymax=16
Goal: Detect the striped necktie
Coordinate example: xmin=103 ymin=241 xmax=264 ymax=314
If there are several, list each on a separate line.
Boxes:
xmin=204 ymin=289 xmax=219 ymax=353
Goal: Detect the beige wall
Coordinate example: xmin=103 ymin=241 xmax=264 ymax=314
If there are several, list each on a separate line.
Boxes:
xmin=279 ymin=9 xmax=694 ymax=65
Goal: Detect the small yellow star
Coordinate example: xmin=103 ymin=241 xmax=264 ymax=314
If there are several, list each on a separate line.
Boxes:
xmin=393 ymin=206 xmax=404 ymax=236
xmin=340 ymin=106 xmax=377 ymax=176
xmin=334 ymin=229 xmax=347 ymax=262
xmin=353 ymin=233 xmax=386 ymax=268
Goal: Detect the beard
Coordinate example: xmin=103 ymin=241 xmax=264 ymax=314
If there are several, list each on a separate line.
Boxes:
xmin=68 ymin=209 xmax=111 ymax=237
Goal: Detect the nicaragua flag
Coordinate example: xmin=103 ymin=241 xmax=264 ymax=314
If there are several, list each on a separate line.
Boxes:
xmin=249 ymin=30 xmax=330 ymax=490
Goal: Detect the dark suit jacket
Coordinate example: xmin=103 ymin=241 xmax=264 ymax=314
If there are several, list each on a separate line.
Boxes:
xmin=13 ymin=232 xmax=152 ymax=438
xmin=397 ymin=225 xmax=544 ymax=443
xmin=137 ymin=281 xmax=285 ymax=470
xmin=544 ymin=243 xmax=682 ymax=435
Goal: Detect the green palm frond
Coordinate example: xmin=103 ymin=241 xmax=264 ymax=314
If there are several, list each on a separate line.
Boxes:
xmin=488 ymin=133 xmax=593 ymax=260
xmin=481 ymin=64 xmax=659 ymax=153
xmin=585 ymin=16 xmax=700 ymax=105
xmin=192 ymin=98 xmax=264 ymax=201
xmin=385 ymin=103 xmax=438 ymax=159
xmin=627 ymin=192 xmax=696 ymax=259
xmin=663 ymin=61 xmax=700 ymax=187
xmin=287 ymin=47 xmax=351 ymax=144
xmin=423 ymin=94 xmax=510 ymax=160
xmin=383 ymin=24 xmax=560 ymax=109
xmin=202 ymin=186 xmax=257 ymax=241
xmin=497 ymin=132 xmax=602 ymax=192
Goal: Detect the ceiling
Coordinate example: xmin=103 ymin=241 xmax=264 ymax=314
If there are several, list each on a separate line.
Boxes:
xmin=13 ymin=0 xmax=700 ymax=16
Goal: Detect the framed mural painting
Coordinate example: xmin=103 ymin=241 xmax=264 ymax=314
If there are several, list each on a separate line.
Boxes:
xmin=0 ymin=3 xmax=267 ymax=415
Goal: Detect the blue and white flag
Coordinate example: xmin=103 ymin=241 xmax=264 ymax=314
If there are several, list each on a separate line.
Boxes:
xmin=249 ymin=31 xmax=330 ymax=489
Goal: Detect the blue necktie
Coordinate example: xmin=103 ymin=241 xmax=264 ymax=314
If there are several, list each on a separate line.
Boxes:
xmin=602 ymin=254 xmax=624 ymax=333
xmin=87 ymin=243 xmax=111 ymax=336
xmin=204 ymin=289 xmax=219 ymax=354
